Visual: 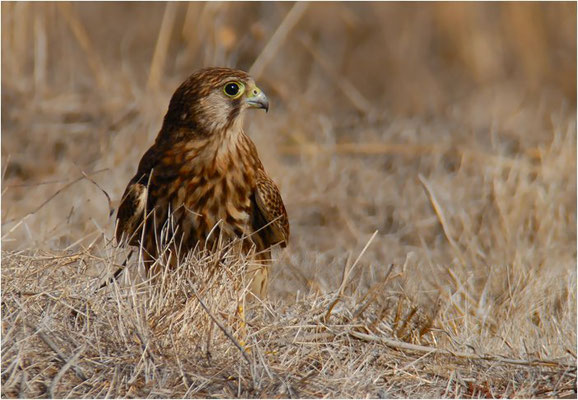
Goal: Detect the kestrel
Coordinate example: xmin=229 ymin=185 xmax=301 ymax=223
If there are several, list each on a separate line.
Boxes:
xmin=115 ymin=67 xmax=289 ymax=297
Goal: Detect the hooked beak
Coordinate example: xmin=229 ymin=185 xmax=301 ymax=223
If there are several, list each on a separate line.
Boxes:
xmin=246 ymin=87 xmax=269 ymax=112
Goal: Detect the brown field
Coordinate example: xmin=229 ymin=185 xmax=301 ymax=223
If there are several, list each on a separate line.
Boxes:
xmin=1 ymin=2 xmax=576 ymax=398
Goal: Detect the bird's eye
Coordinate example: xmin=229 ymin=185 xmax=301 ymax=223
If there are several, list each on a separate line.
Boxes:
xmin=223 ymin=82 xmax=244 ymax=98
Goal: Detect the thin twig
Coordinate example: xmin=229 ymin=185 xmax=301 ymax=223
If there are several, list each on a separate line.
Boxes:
xmin=2 ymin=168 xmax=108 ymax=225
xmin=338 ymin=230 xmax=379 ymax=297
xmin=2 ymin=153 xmax=11 ymax=183
xmin=325 ymin=230 xmax=378 ymax=320
xmin=351 ymin=263 xmax=395 ymax=320
xmin=147 ymin=2 xmax=179 ymax=91
xmin=80 ymin=170 xmax=114 ymax=217
xmin=299 ymin=35 xmax=375 ymax=116
xmin=349 ymin=330 xmax=576 ymax=369
xmin=27 ymin=323 xmax=88 ymax=381
xmin=49 ymin=345 xmax=87 ymax=398
xmin=418 ymin=174 xmax=466 ymax=265
xmin=191 ymin=287 xmax=251 ymax=364
xmin=58 ymin=3 xmax=108 ymax=90
xmin=98 ymin=250 xmax=134 ymax=290
xmin=249 ymin=2 xmax=309 ymax=79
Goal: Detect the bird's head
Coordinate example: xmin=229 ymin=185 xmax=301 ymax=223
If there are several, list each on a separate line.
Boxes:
xmin=162 ymin=67 xmax=269 ymax=138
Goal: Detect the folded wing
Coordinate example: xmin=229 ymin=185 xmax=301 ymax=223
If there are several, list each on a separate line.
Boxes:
xmin=251 ymin=169 xmax=290 ymax=249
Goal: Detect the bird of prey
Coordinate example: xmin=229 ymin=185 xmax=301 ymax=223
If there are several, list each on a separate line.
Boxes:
xmin=115 ymin=67 xmax=289 ymax=298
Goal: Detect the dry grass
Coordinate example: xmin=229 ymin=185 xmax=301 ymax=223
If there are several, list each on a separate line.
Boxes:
xmin=2 ymin=2 xmax=576 ymax=398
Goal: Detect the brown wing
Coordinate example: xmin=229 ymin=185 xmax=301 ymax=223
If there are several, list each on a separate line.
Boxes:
xmin=115 ymin=144 xmax=162 ymax=245
xmin=115 ymin=179 xmax=148 ymax=245
xmin=251 ymin=169 xmax=290 ymax=249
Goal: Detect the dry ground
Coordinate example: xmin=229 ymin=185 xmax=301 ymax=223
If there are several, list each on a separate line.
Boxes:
xmin=2 ymin=3 xmax=577 ymax=398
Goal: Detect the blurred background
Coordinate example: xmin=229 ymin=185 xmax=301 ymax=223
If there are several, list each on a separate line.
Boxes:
xmin=2 ymin=2 xmax=576 ymax=298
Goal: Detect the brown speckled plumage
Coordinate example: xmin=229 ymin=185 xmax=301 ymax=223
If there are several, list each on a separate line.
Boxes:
xmin=116 ymin=67 xmax=289 ymax=297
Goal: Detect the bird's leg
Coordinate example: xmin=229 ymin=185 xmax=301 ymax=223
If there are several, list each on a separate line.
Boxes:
xmin=236 ymin=300 xmax=249 ymax=353
xmin=235 ymin=249 xmax=271 ymax=353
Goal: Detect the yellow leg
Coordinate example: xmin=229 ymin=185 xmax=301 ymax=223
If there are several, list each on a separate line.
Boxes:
xmin=236 ymin=303 xmax=250 ymax=353
xmin=235 ymin=251 xmax=271 ymax=354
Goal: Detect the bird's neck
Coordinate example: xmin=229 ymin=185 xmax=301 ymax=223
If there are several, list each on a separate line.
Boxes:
xmin=211 ymin=125 xmax=244 ymax=163
xmin=173 ymin=126 xmax=255 ymax=174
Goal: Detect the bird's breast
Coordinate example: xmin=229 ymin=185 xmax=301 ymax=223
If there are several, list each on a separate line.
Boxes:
xmin=171 ymin=159 xmax=255 ymax=244
xmin=152 ymin=133 xmax=259 ymax=247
